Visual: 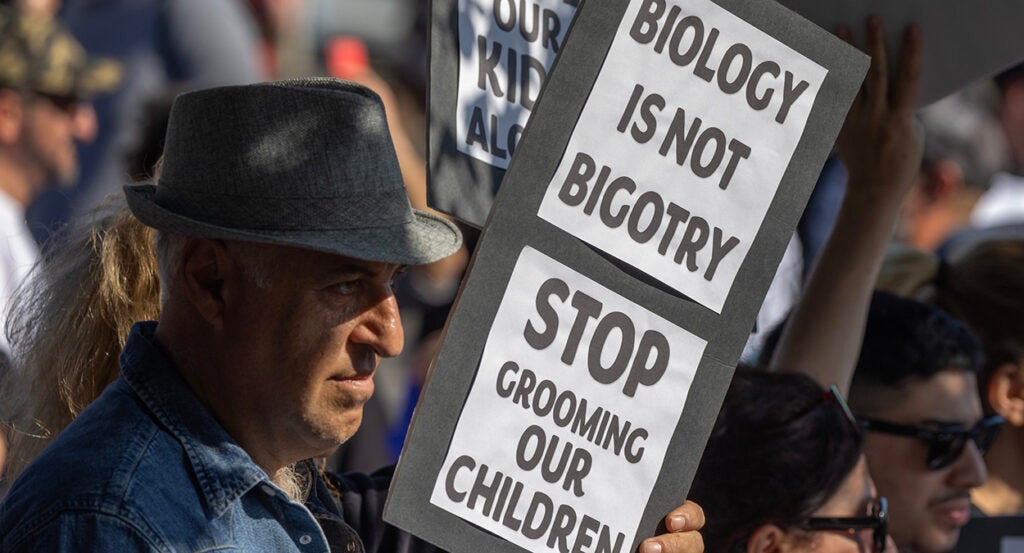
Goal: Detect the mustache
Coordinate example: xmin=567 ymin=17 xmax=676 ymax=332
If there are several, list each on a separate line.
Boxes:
xmin=927 ymin=491 xmax=971 ymax=507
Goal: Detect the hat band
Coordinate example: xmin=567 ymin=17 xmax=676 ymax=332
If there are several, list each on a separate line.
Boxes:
xmin=153 ymin=184 xmax=414 ymax=231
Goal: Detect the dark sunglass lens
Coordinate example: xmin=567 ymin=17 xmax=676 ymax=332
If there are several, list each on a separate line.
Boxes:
xmin=975 ymin=422 xmax=1002 ymax=454
xmin=53 ymin=96 xmax=78 ymax=113
xmin=36 ymin=92 xmax=78 ymax=113
xmin=927 ymin=434 xmax=964 ymax=470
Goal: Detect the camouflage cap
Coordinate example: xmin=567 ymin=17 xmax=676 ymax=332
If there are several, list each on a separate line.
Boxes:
xmin=0 ymin=5 xmax=120 ymax=100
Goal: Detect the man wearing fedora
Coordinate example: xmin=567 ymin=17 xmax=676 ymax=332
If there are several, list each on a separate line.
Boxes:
xmin=0 ymin=78 xmax=704 ymax=552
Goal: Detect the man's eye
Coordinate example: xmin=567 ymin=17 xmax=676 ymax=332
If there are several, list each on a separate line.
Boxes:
xmin=329 ymin=280 xmax=360 ymax=295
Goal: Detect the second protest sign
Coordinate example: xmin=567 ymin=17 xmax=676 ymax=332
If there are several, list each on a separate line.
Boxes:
xmin=431 ymin=246 xmax=706 ymax=551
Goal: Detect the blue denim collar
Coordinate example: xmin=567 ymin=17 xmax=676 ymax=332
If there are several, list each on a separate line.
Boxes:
xmin=119 ymin=321 xmax=268 ymax=518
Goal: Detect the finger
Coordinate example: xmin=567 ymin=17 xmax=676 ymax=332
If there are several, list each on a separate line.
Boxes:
xmin=892 ymin=24 xmax=922 ymax=112
xmin=665 ymin=500 xmax=706 ymax=532
xmin=639 ymin=531 xmax=704 ymax=553
xmin=864 ymin=15 xmax=888 ymax=110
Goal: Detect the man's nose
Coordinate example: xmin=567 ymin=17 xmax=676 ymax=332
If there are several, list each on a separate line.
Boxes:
xmin=350 ymin=290 xmax=404 ymax=358
xmin=72 ymin=102 xmax=97 ymax=142
xmin=947 ymin=439 xmax=988 ymax=489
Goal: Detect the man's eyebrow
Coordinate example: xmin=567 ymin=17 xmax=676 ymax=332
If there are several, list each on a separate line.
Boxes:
xmin=333 ymin=264 xmax=375 ymax=276
xmin=321 ymin=261 xmax=402 ymax=278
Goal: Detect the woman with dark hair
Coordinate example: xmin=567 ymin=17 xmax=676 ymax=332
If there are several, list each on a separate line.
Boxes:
xmin=690 ymin=369 xmax=894 ymax=553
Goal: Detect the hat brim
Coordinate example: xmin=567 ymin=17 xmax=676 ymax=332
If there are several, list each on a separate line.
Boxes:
xmin=124 ymin=183 xmax=462 ymax=266
xmin=77 ymin=57 xmax=122 ymax=98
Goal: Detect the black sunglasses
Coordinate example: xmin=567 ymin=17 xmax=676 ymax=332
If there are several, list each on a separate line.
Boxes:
xmin=857 ymin=415 xmax=1005 ymax=470
xmin=32 ymin=90 xmax=81 ymax=114
xmin=804 ymin=497 xmax=888 ymax=552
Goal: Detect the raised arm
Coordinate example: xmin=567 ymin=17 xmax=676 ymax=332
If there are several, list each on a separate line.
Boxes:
xmin=768 ymin=17 xmax=923 ymax=394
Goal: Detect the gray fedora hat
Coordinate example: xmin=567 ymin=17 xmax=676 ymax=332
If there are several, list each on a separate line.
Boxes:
xmin=124 ymin=77 xmax=461 ymax=265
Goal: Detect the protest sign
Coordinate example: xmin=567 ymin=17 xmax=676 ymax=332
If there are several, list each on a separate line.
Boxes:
xmin=456 ymin=0 xmax=577 ymax=169
xmin=429 ymin=246 xmax=706 ymax=552
xmin=386 ymin=0 xmax=867 ymax=550
xmin=429 ymin=0 xmax=578 ymax=226
xmin=537 ymin=0 xmax=826 ymax=312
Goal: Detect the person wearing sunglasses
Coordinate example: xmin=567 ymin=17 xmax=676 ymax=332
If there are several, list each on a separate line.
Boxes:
xmin=0 ymin=6 xmax=118 ymax=491
xmin=764 ymin=293 xmax=994 ymax=553
xmin=0 ymin=6 xmax=119 ymax=356
xmin=844 ymin=292 xmax=996 ymax=553
xmin=877 ymin=238 xmax=1024 ymax=519
xmin=690 ymin=369 xmax=896 ymax=553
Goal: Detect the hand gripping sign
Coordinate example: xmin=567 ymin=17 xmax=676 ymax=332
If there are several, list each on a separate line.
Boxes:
xmin=386 ymin=0 xmax=867 ymax=551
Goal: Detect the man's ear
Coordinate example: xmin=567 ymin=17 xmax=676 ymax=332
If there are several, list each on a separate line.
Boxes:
xmin=0 ymin=89 xmax=24 ymax=144
xmin=746 ymin=524 xmax=788 ymax=553
xmin=987 ymin=362 xmax=1024 ymax=427
xmin=179 ymin=238 xmax=231 ymax=327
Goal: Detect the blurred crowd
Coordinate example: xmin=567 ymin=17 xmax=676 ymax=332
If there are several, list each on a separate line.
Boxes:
xmin=0 ymin=2 xmax=1021 ymax=553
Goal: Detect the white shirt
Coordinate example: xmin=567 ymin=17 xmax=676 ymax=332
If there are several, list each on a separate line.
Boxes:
xmin=0 ymin=189 xmax=39 ymax=355
xmin=971 ymin=171 xmax=1024 ymax=228
xmin=741 ymin=234 xmax=803 ymax=364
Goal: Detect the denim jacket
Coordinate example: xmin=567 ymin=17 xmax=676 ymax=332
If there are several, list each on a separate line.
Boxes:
xmin=0 ymin=322 xmax=433 ymax=553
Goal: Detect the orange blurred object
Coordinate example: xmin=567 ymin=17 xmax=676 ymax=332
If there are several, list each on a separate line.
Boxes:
xmin=327 ymin=36 xmax=370 ymax=79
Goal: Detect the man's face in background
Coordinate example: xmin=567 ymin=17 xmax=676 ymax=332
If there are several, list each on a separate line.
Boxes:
xmin=861 ymin=370 xmax=987 ymax=553
xmin=18 ymin=92 xmax=96 ymax=188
